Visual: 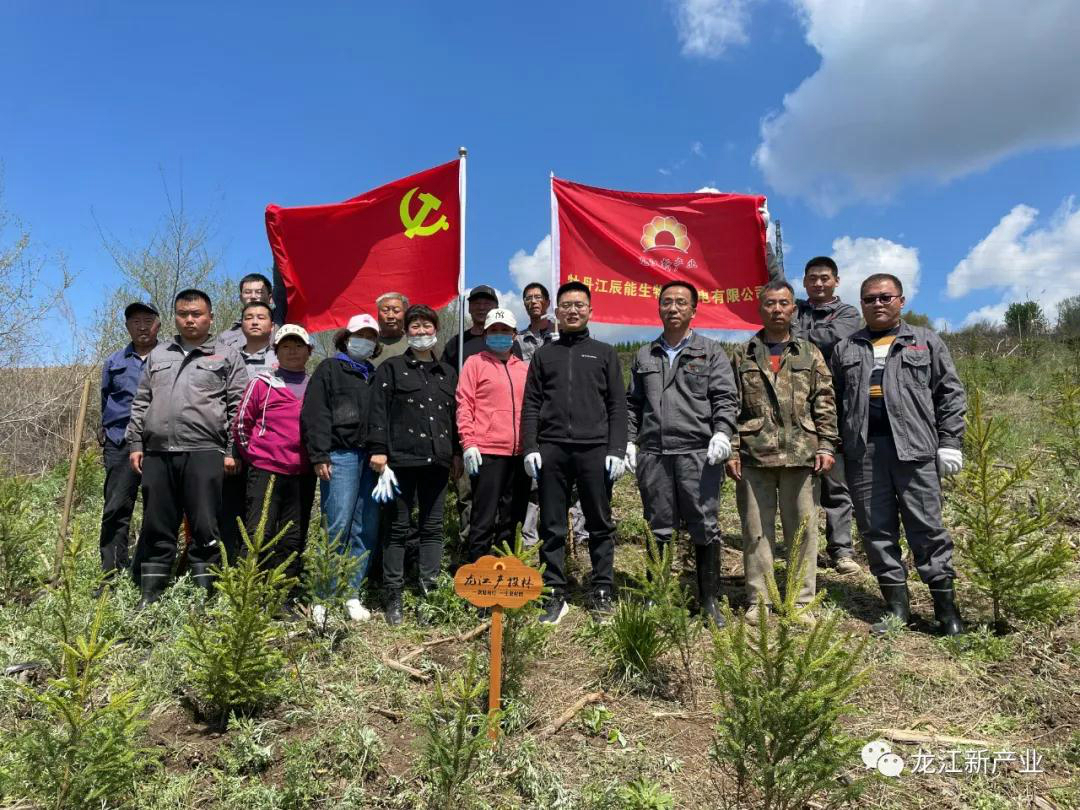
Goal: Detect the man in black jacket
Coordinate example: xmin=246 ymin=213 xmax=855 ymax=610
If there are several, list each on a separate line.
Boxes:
xmin=522 ymin=281 xmax=628 ymax=624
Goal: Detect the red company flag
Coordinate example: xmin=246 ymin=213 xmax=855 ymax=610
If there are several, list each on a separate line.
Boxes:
xmin=266 ymin=159 xmax=463 ymax=333
xmin=550 ymin=177 xmax=768 ymax=330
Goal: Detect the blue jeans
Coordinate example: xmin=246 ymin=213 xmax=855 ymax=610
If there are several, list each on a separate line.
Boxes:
xmin=319 ymin=449 xmax=380 ymax=595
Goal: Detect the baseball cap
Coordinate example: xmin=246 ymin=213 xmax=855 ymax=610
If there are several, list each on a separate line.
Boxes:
xmin=273 ymin=324 xmax=313 ymax=347
xmin=124 ymin=301 xmax=159 ymax=319
xmin=346 ymin=313 xmax=380 ymax=335
xmin=468 ymin=285 xmax=499 ymax=303
xmin=484 ymin=308 xmax=517 ymax=331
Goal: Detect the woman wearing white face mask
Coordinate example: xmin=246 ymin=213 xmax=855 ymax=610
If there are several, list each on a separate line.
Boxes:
xmin=367 ymin=304 xmax=461 ymax=626
xmin=300 ymin=313 xmax=382 ymax=623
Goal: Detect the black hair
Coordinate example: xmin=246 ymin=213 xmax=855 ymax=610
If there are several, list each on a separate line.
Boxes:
xmin=239 ymin=273 xmax=273 ymax=295
xmin=658 ymin=280 xmax=698 ymax=307
xmin=404 ymin=304 xmax=439 ymax=329
xmin=860 ymin=273 xmax=904 ymax=297
xmin=804 ymin=256 xmax=839 ymax=277
xmin=556 ymin=280 xmax=591 ymax=302
xmin=523 ymin=282 xmax=550 ymax=301
xmin=174 ymin=288 xmax=212 ymax=311
xmin=241 ymin=300 xmax=272 ymax=316
xmin=760 ymin=279 xmax=795 ymax=297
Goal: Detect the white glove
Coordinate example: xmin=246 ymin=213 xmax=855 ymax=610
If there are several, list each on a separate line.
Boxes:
xmin=758 ymin=201 xmax=771 ymax=229
xmin=625 ymin=442 xmax=638 ymax=473
xmin=706 ymin=432 xmax=732 ymax=465
xmin=372 ymin=467 xmax=400 ymax=503
xmin=606 ymin=455 xmax=625 ymax=482
xmin=524 ymin=452 xmax=542 ymax=480
xmin=937 ymin=447 xmax=963 ymax=476
xmin=463 ymin=447 xmax=483 ymax=477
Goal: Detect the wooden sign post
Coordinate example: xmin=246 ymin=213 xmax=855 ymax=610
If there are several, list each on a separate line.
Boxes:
xmin=453 ymin=555 xmax=543 ymax=739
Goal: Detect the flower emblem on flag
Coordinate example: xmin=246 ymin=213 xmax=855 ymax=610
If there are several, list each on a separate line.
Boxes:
xmin=640 ymin=216 xmax=690 ymax=253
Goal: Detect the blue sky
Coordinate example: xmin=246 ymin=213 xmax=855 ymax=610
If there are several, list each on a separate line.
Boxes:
xmin=3 ymin=0 xmax=1079 ymax=340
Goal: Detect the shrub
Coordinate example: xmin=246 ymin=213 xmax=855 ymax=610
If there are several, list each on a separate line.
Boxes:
xmin=603 ymin=599 xmax=670 ymax=683
xmin=616 ymin=777 xmax=674 ymax=810
xmin=0 ymin=475 xmax=49 ymax=599
xmin=494 ymin=533 xmax=550 ymax=705
xmin=180 ymin=480 xmax=296 ymax=728
xmin=303 ymin=516 xmax=364 ymax=629
xmin=953 ymin=389 xmax=1079 ymax=629
xmin=710 ymin=527 xmax=870 ymax=810
xmin=1043 ymin=374 xmax=1080 ymax=480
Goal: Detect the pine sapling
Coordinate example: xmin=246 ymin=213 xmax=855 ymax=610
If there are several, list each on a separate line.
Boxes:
xmin=953 ymin=388 xmax=1079 ymax=630
xmin=302 ymin=516 xmax=364 ymax=631
xmin=493 ymin=532 xmax=550 ymax=705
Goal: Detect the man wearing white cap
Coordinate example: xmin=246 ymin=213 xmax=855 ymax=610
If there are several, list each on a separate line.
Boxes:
xmin=233 ymin=324 xmax=316 ymax=610
xmin=456 ymin=308 xmax=532 ymax=563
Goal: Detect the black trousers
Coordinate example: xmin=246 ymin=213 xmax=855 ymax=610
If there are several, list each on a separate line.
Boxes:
xmin=100 ymin=441 xmax=140 ymax=573
xmin=537 ymin=442 xmax=615 ymax=593
xmin=383 ymin=465 xmax=448 ymax=592
xmin=467 ymin=454 xmax=530 ymax=563
xmin=220 ymin=463 xmax=247 ymax=564
xmin=245 ymin=466 xmax=316 ymax=588
xmin=134 ymin=450 xmax=224 ymax=571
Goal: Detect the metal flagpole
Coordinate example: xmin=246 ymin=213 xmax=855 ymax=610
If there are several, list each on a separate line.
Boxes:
xmin=549 ymin=172 xmax=559 ymax=304
xmin=458 ymin=146 xmax=467 ymax=372
xmin=774 ymin=218 xmax=785 ymax=276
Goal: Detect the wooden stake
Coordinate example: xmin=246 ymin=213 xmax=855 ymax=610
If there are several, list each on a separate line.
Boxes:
xmin=54 ymin=376 xmax=92 ymax=580
xmin=487 ymin=606 xmax=504 ymax=740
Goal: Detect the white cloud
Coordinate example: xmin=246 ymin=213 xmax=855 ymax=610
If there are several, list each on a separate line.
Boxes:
xmin=826 ymin=236 xmax=920 ymax=307
xmin=508 ymin=235 xmax=551 ymax=292
xmin=946 ymin=198 xmax=1080 ymax=325
xmin=670 ymin=0 xmax=757 ymax=58
xmin=754 ymin=1 xmax=1080 ymax=213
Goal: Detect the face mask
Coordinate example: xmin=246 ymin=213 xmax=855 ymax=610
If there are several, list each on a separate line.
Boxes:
xmin=408 ymin=334 xmax=438 ymax=351
xmin=485 ymin=334 xmax=515 ymax=353
xmin=346 ymin=336 xmax=375 ymax=360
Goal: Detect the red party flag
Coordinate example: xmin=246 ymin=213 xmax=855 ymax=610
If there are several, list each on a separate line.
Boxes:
xmin=266 ymin=159 xmax=463 ymax=333
xmin=550 ymin=177 xmax=768 ymax=330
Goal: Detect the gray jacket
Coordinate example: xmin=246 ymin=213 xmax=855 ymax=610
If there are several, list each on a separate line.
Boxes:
xmin=830 ymin=321 xmax=965 ymax=463
xmin=125 ymin=334 xmax=249 ymax=455
xmin=627 ymin=332 xmax=738 ymax=454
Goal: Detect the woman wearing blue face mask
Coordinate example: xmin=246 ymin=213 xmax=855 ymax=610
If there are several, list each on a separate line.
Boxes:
xmin=300 ymin=313 xmax=382 ymax=623
xmin=456 ymin=308 xmax=532 ymax=564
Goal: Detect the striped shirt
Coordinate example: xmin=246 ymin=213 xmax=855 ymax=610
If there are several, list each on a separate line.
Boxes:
xmin=868 ymin=327 xmax=899 ymax=435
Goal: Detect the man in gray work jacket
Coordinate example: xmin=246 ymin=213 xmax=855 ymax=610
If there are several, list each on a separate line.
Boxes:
xmin=831 ymin=273 xmax=966 ymax=636
xmin=126 ymin=288 xmax=248 ymax=607
xmin=771 ymin=251 xmax=862 ymax=573
xmin=625 ymin=280 xmax=738 ymax=627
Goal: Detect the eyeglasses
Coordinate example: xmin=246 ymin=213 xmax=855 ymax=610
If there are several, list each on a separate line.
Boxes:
xmin=523 ymin=294 xmax=546 ymax=303
xmin=557 ymin=301 xmax=589 ymax=311
xmin=661 ymin=299 xmax=693 ymax=309
xmin=861 ymin=293 xmax=899 ymax=305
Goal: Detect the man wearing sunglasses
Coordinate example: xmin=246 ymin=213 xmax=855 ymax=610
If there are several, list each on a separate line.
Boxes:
xmin=831 ymin=274 xmax=967 ymax=636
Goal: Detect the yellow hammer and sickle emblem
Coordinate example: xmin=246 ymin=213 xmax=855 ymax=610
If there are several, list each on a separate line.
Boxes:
xmin=399 ymin=187 xmax=450 ymax=239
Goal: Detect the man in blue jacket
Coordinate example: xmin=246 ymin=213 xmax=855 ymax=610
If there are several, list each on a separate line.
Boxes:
xmin=99 ymin=302 xmax=160 ymax=581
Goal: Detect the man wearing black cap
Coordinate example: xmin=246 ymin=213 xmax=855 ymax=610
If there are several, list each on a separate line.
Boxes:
xmin=98 ymin=302 xmax=161 ymax=583
xmin=442 ymin=285 xmax=498 ymax=370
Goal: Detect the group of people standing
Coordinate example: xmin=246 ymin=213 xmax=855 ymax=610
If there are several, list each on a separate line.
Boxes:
xmin=99 ymin=255 xmax=967 ymax=637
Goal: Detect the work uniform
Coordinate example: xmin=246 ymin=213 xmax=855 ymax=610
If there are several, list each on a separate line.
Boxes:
xmin=99 ymin=342 xmax=152 ymax=574
xmin=521 ymin=328 xmax=627 ymax=596
xmin=730 ymin=333 xmax=837 ymax=608
xmin=830 ymin=321 xmax=965 ymax=586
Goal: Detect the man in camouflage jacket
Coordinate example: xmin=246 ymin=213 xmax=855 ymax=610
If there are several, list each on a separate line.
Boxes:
xmin=726 ymin=280 xmax=838 ymax=623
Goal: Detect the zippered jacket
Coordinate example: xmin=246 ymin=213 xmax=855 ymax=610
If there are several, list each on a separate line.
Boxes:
xmin=233 ymin=370 xmax=310 ymax=475
xmin=521 ymin=328 xmax=627 ymax=456
xmin=627 ymin=332 xmax=737 ymax=454
xmin=830 ymin=320 xmax=965 ymax=462
xmin=125 ymin=334 xmax=247 ymax=455
xmin=367 ymin=350 xmax=459 ymax=467
xmin=301 ymin=355 xmax=375 ymax=465
xmin=457 ymin=350 xmax=530 ymax=456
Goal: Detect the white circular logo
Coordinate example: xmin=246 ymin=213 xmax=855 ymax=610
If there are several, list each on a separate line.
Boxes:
xmin=861 ymin=740 xmax=905 ymax=777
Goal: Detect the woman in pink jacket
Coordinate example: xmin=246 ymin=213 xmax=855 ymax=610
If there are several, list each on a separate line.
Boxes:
xmin=233 ymin=325 xmax=315 ymax=603
xmin=456 ymin=308 xmax=532 ymax=563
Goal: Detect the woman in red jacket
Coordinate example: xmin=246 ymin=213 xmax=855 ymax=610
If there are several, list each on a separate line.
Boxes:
xmin=456 ymin=308 xmax=532 ymax=563
xmin=233 ymin=325 xmax=315 ymax=607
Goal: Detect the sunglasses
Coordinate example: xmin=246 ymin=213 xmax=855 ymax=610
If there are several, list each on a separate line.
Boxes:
xmin=861 ymin=293 xmax=900 ymax=305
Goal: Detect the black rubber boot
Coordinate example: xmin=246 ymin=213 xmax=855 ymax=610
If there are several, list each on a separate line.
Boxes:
xmin=695 ymin=544 xmax=725 ymax=628
xmin=136 ymin=562 xmax=170 ymax=609
xmin=929 ymin=579 xmax=965 ymax=636
xmin=870 ymin=580 xmax=912 ymax=636
xmin=385 ymin=591 xmax=404 ymax=627
xmin=189 ymin=562 xmax=216 ymax=597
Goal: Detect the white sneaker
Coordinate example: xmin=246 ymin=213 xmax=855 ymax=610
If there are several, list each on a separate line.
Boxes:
xmin=345 ymin=598 xmax=372 ymax=622
xmin=311 ymin=604 xmax=328 ymax=629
